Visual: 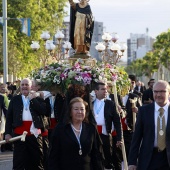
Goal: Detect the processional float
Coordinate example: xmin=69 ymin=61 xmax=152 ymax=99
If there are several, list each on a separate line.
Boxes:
xmin=30 ymin=24 xmax=130 ymax=170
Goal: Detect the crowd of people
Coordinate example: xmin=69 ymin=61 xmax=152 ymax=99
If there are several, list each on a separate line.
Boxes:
xmin=1 ymin=74 xmax=170 ymax=170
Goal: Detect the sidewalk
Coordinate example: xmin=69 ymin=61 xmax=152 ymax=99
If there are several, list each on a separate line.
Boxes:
xmin=0 ymin=151 xmax=13 ymax=170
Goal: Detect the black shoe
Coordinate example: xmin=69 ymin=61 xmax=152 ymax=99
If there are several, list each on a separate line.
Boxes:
xmin=0 ymin=144 xmax=6 ymax=152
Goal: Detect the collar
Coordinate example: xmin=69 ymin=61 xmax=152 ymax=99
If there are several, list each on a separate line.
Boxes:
xmin=22 ymin=94 xmax=29 ymax=99
xmin=95 ymin=98 xmax=105 ymax=103
xmin=155 ymin=101 xmax=170 ymax=112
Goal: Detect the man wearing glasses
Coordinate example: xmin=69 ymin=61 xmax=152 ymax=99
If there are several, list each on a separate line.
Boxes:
xmin=128 ymin=80 xmax=170 ymax=170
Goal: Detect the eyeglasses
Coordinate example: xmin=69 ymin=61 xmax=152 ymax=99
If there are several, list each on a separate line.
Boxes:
xmin=153 ymin=90 xmax=167 ymax=94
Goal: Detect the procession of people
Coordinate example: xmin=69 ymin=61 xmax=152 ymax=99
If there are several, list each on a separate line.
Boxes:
xmin=0 ymin=0 xmax=170 ymax=170
xmin=1 ymin=75 xmax=170 ymax=170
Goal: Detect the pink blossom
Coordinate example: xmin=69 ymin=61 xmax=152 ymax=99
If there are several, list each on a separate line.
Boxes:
xmin=60 ymin=73 xmax=67 ymax=80
xmin=74 ymin=63 xmax=81 ymax=69
xmin=105 ymin=63 xmax=112 ymax=68
xmin=111 ymin=74 xmax=118 ymax=81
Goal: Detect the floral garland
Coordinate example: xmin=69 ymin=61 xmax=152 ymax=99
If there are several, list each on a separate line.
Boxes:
xmin=31 ymin=59 xmax=130 ymax=96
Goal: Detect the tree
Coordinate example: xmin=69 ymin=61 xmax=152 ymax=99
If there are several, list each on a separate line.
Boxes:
xmin=0 ymin=0 xmax=68 ymax=78
xmin=125 ymin=51 xmax=159 ymax=79
xmin=153 ymin=29 xmax=170 ymax=71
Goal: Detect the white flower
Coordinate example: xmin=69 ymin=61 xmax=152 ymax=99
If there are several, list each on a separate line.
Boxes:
xmin=36 ymin=79 xmax=41 ymax=82
xmin=56 ymin=80 xmax=60 ymax=84
xmin=103 ymin=78 xmax=107 ymax=82
xmin=99 ymin=76 xmax=103 ymax=81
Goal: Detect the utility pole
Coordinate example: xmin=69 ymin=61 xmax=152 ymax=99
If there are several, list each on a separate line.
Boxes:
xmin=3 ymin=0 xmax=8 ymax=83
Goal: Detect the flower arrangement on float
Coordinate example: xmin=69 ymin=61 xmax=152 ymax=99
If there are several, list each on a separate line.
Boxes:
xmin=31 ymin=59 xmax=130 ymax=96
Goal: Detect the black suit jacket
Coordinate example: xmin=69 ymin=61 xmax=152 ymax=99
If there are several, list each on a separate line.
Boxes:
xmin=142 ymin=88 xmax=154 ymax=104
xmin=128 ymin=103 xmax=170 ymax=170
xmin=48 ymin=122 xmax=103 ymax=170
xmin=92 ymin=99 xmax=122 ymax=141
xmin=5 ymin=95 xmax=48 ymax=135
xmin=134 ymin=86 xmax=145 ymax=94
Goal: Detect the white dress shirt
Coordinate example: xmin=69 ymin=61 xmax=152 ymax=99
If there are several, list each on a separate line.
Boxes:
xmin=154 ymin=101 xmax=169 ymax=147
xmin=93 ymin=98 xmax=109 ymax=135
xmin=22 ymin=95 xmax=41 ymax=137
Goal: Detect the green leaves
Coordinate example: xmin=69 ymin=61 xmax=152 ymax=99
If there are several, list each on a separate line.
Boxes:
xmin=0 ymin=0 xmax=68 ymax=77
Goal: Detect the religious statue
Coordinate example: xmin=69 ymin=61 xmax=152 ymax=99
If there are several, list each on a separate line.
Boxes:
xmin=68 ymin=0 xmax=94 ymax=57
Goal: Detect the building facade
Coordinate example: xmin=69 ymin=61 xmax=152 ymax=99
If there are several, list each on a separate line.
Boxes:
xmin=127 ymin=28 xmax=155 ymax=65
xmin=90 ymin=21 xmax=104 ymax=60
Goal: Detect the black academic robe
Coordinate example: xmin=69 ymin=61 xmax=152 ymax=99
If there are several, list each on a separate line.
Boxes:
xmin=48 ymin=122 xmax=103 ymax=170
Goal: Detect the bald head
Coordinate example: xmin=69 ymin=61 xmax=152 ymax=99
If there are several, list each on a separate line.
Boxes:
xmin=20 ymin=78 xmax=32 ymax=96
xmin=153 ymin=80 xmax=170 ymax=107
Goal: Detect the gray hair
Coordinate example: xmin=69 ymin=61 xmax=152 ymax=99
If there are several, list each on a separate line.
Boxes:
xmin=20 ymin=78 xmax=32 ymax=86
xmin=153 ymin=80 xmax=170 ymax=92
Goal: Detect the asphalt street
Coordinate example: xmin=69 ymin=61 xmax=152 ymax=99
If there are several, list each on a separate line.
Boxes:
xmin=0 ymin=151 xmax=13 ymax=170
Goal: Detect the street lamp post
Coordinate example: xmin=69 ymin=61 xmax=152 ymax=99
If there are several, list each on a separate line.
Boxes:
xmin=3 ymin=0 xmax=8 ymax=83
xmin=95 ymin=33 xmax=127 ymax=65
xmin=31 ymin=30 xmax=72 ymax=66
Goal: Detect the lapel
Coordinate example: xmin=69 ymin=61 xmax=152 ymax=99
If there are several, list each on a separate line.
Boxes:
xmin=150 ymin=103 xmax=155 ymax=134
xmin=18 ymin=95 xmax=24 ymax=108
xmin=65 ymin=124 xmax=79 ymax=144
xmin=65 ymin=123 xmax=90 ymax=146
xmin=104 ymin=99 xmax=107 ymax=116
xmin=80 ymin=122 xmax=90 ymax=145
xmin=166 ymin=105 xmax=170 ymax=166
xmin=91 ymin=101 xmax=95 ymax=115
xmin=166 ymin=105 xmax=170 ymax=136
xmin=126 ymin=93 xmax=132 ymax=108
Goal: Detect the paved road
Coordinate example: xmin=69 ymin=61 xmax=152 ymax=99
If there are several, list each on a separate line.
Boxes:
xmin=0 ymin=151 xmax=13 ymax=170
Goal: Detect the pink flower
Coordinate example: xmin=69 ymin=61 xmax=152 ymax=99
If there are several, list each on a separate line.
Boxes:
xmin=74 ymin=63 xmax=81 ymax=69
xmin=111 ymin=74 xmax=118 ymax=81
xmin=105 ymin=63 xmax=112 ymax=68
xmin=81 ymin=72 xmax=91 ymax=78
xmin=60 ymin=73 xmax=67 ymax=80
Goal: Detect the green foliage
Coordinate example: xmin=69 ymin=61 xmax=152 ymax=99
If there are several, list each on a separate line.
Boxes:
xmin=153 ymin=29 xmax=170 ymax=70
xmin=0 ymin=0 xmax=68 ymax=77
xmin=125 ymin=51 xmax=159 ymax=79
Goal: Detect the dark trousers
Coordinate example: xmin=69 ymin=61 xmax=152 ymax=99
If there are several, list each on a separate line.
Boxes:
xmin=43 ymin=136 xmax=49 ymax=170
xmin=100 ymin=134 xmax=114 ymax=169
xmin=147 ymin=149 xmax=170 ymax=170
xmin=112 ymin=136 xmax=122 ymax=170
xmin=123 ymin=130 xmax=133 ymax=161
xmin=13 ymin=135 xmax=43 ymax=170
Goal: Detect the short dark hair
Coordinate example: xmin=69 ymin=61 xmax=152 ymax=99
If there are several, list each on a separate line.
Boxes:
xmin=148 ymin=78 xmax=155 ymax=85
xmin=94 ymin=82 xmax=106 ymax=90
xmin=65 ymin=97 xmax=89 ymax=124
xmin=128 ymin=75 xmax=136 ymax=82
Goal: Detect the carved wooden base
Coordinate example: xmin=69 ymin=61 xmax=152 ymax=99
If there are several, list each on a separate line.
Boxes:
xmin=69 ymin=53 xmax=91 ymax=59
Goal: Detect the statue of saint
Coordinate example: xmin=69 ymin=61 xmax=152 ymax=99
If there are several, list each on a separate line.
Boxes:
xmin=68 ymin=0 xmax=94 ymax=55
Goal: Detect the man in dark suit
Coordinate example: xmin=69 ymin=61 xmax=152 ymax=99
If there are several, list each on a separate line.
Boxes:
xmin=5 ymin=78 xmax=49 ymax=170
xmin=134 ymin=80 xmax=145 ymax=96
xmin=122 ymin=93 xmax=141 ymax=161
xmin=128 ymin=80 xmax=170 ymax=170
xmin=128 ymin=75 xmax=142 ymax=98
xmin=142 ymin=78 xmax=155 ymax=105
xmin=92 ymin=82 xmax=122 ymax=170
